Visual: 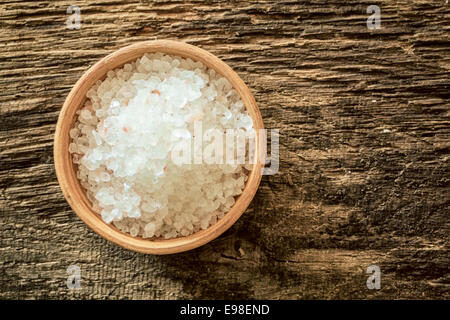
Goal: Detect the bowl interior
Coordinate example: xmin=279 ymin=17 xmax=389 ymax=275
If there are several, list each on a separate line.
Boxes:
xmin=54 ymin=40 xmax=264 ymax=254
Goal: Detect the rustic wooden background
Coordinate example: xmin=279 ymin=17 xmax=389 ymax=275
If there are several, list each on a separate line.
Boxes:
xmin=1 ymin=0 xmax=449 ymax=299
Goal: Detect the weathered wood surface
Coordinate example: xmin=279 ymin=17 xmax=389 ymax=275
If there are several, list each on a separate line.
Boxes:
xmin=0 ymin=0 xmax=449 ymax=299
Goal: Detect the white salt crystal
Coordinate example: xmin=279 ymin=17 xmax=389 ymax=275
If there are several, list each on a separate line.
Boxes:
xmin=80 ymin=109 xmax=92 ymax=121
xmin=130 ymin=225 xmax=139 ymax=237
xmin=68 ymin=143 xmax=78 ymax=154
xmin=111 ymin=208 xmax=122 ymax=220
xmin=101 ymin=208 xmax=114 ymax=224
xmin=69 ymin=128 xmax=80 ymax=139
xmin=144 ymin=222 xmax=156 ymax=238
xmin=92 ymin=129 xmax=102 ymax=146
xmin=127 ymin=208 xmax=141 ymax=218
xmin=172 ymin=128 xmax=191 ymax=140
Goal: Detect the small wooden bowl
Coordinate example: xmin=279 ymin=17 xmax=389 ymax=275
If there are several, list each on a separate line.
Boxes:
xmin=54 ymin=40 xmax=264 ymax=254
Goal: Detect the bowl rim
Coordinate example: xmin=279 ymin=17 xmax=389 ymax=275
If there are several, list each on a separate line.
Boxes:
xmin=54 ymin=40 xmax=264 ymax=254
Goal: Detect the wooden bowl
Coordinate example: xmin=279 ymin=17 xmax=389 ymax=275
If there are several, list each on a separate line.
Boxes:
xmin=54 ymin=40 xmax=264 ymax=254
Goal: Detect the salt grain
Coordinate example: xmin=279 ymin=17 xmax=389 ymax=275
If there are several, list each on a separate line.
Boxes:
xmin=69 ymin=53 xmax=253 ymax=239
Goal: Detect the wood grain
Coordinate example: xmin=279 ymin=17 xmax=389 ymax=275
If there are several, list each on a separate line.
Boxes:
xmin=1 ymin=0 xmax=449 ymax=299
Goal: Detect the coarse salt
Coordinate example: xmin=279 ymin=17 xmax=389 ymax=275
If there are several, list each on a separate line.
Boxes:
xmin=69 ymin=53 xmax=254 ymax=239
